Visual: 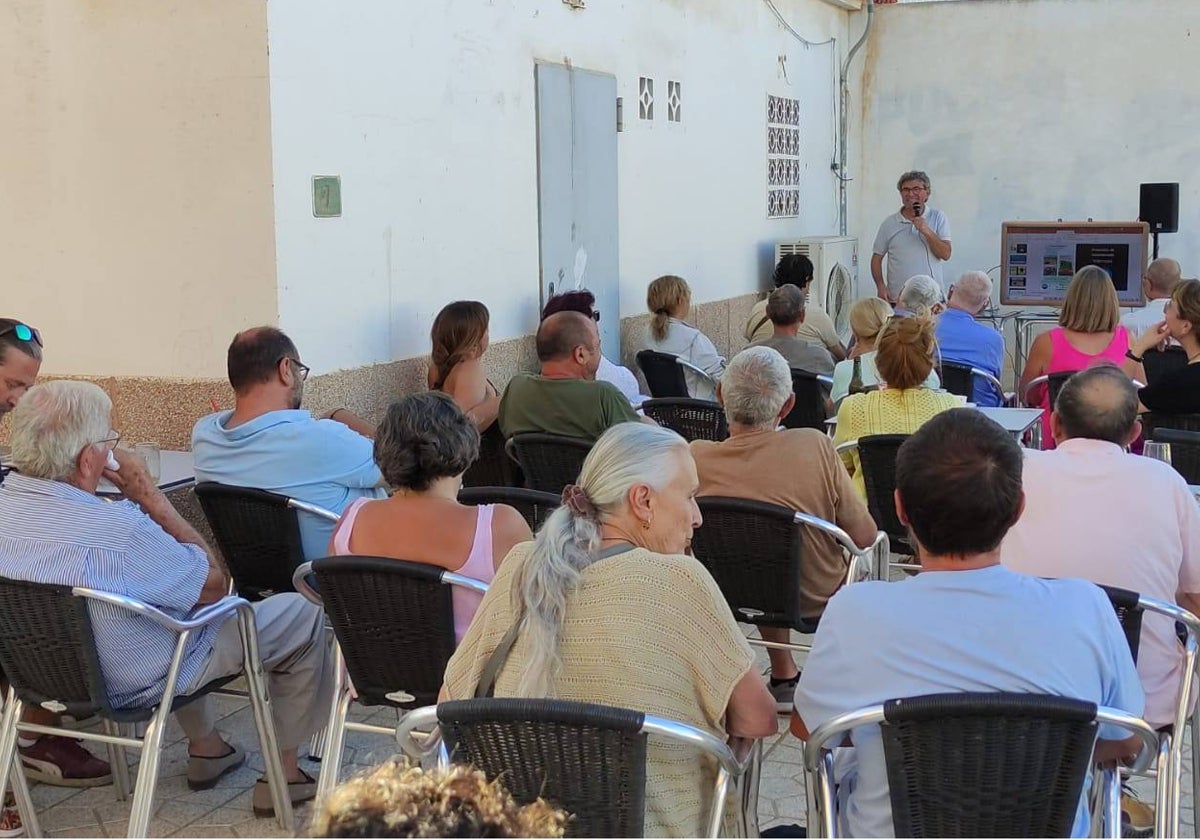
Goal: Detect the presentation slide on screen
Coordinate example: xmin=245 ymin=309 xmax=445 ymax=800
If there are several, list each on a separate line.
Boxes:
xmin=1001 ymin=224 xmax=1147 ymax=306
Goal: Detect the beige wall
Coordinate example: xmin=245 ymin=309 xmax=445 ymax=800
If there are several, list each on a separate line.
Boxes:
xmin=1 ymin=0 xmax=277 ymax=379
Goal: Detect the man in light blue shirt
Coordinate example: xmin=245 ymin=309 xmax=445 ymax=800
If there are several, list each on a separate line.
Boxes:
xmin=935 ymin=270 xmax=1006 ymax=406
xmin=192 ymin=327 xmax=383 ymax=559
xmin=793 ymin=410 xmax=1143 ymax=838
xmin=871 ymin=170 xmax=952 ymax=302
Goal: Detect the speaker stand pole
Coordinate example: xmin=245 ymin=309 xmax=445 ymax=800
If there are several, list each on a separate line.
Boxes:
xmin=1152 ymin=231 xmax=1160 ymax=260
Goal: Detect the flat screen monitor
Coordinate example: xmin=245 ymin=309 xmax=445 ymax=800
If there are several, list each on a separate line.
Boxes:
xmin=1000 ymin=221 xmax=1148 ymax=307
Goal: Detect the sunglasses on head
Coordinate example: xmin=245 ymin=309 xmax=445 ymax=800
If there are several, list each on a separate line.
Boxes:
xmin=0 ymin=323 xmax=42 ymax=348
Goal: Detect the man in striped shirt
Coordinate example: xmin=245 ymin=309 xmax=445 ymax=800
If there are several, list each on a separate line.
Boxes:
xmin=0 ymin=381 xmax=333 ymax=815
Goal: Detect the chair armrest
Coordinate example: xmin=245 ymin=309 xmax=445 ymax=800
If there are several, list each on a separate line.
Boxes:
xmin=1095 ymin=706 xmax=1159 ymax=775
xmin=817 ymin=375 xmax=834 ymax=388
xmin=291 ymin=562 xmax=322 ymax=606
xmin=72 ymin=588 xmax=250 ymax=633
xmin=395 ymin=704 xmax=443 ymax=761
xmin=792 ymin=512 xmax=883 ymax=561
xmin=834 ymin=439 xmax=858 ymax=455
xmin=287 ymin=498 xmax=340 ymax=522
xmin=642 ymin=713 xmax=748 ymax=777
xmin=675 ymin=357 xmax=719 ymax=387
xmin=441 ymin=571 xmax=490 ymax=595
xmin=1021 ymin=374 xmax=1048 ymax=408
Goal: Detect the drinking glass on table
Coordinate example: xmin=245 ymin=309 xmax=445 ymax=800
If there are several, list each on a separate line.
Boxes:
xmin=133 ymin=443 xmax=161 ymax=482
xmin=1143 ymin=441 xmax=1173 ymax=465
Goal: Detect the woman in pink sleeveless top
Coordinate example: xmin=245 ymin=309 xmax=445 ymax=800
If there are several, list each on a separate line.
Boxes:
xmin=1020 ymin=266 xmax=1145 ymax=448
xmin=328 ymin=392 xmax=532 ymax=642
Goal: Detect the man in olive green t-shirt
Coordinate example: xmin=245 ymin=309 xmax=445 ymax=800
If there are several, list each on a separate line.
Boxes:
xmin=499 ymin=311 xmax=641 ymax=441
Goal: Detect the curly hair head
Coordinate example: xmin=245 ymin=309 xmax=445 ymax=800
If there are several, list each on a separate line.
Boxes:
xmin=310 ymin=761 xmax=569 ymax=838
xmin=375 ymin=392 xmax=480 ymax=491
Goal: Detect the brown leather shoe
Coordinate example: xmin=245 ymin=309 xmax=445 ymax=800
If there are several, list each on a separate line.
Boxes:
xmin=19 ymin=735 xmax=112 ymax=788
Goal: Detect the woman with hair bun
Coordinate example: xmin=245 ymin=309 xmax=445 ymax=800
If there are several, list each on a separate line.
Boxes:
xmin=327 ymin=392 xmax=532 ymax=641
xmin=832 ymin=315 xmax=963 ymax=498
xmin=442 ymin=422 xmax=776 ymax=837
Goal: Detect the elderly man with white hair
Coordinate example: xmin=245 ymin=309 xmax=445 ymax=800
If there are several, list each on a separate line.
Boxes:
xmin=690 ymin=346 xmax=876 ymax=710
xmin=895 ymin=273 xmax=946 ymax=318
xmin=936 ymin=270 xmax=1006 ymax=407
xmin=0 ymin=381 xmax=334 ymax=815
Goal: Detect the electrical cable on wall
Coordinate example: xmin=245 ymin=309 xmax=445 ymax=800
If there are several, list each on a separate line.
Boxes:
xmin=762 ymin=0 xmax=836 ymax=47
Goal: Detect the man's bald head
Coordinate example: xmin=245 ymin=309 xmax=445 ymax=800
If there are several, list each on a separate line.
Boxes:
xmin=1053 ymin=365 xmax=1139 ymax=446
xmin=1145 ymin=258 xmax=1182 ymax=297
xmin=536 ymin=311 xmax=597 ymax=363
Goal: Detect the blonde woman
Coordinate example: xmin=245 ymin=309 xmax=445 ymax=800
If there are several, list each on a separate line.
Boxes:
xmin=833 ymin=316 xmax=963 ymax=499
xmin=442 ymin=423 xmax=776 ymax=837
xmin=1020 ymin=266 xmax=1137 ymax=447
xmin=638 ymin=275 xmax=725 ymax=401
xmin=830 ymin=298 xmax=940 ymax=404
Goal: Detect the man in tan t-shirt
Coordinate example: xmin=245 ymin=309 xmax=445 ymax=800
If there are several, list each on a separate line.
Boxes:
xmin=691 ymin=346 xmax=876 ymax=709
xmin=744 ymin=254 xmax=847 ymax=360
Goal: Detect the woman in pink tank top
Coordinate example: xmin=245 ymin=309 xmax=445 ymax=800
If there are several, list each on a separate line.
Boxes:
xmin=328 ymin=393 xmax=532 ymax=642
xmin=1019 ymin=267 xmax=1145 ymax=448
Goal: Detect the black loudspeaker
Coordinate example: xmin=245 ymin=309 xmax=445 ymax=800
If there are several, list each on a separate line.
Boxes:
xmin=1140 ymin=183 xmax=1179 ymax=233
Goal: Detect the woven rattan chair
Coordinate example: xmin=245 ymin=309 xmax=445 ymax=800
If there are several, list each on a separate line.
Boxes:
xmin=457 ymin=487 xmax=560 ymax=533
xmin=803 ymin=692 xmax=1158 ymax=839
xmin=1148 ymin=428 xmax=1200 ymax=484
xmin=1096 ymin=585 xmax=1200 ymax=836
xmin=1142 ymin=412 xmax=1200 ymax=440
xmin=506 ymin=433 xmax=593 ymax=494
xmin=1143 ymin=346 xmax=1189 ymax=386
xmin=636 ymin=350 xmax=718 ymax=399
xmin=461 ymin=422 xmax=518 ymax=488
xmin=691 ymin=497 xmax=886 ymax=654
xmin=781 ymin=369 xmax=833 ymax=431
xmin=0 ymin=578 xmax=293 ymax=838
xmin=939 ymin=361 xmax=1009 ymax=406
xmin=293 ymin=556 xmax=488 ymax=801
xmin=851 ymin=434 xmax=916 ymax=572
xmin=1021 ymin=370 xmax=1077 ymax=410
xmin=195 ymin=482 xmax=339 ymax=599
xmin=397 ymin=698 xmax=760 ymax=838
xmin=641 ymin=398 xmax=728 ymax=442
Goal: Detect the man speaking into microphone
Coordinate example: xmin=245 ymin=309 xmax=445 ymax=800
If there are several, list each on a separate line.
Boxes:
xmin=870 ymin=170 xmax=953 ymax=304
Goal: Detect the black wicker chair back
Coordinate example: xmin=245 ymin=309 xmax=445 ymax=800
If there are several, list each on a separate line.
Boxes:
xmin=437 ymin=698 xmax=648 ymax=838
xmin=508 ymin=434 xmax=593 ymax=494
xmin=1142 ymin=413 xmax=1200 ymax=439
xmin=691 ymin=497 xmax=810 ymax=632
xmin=462 ymin=423 xmax=518 ymax=488
xmin=311 ymin=556 xmax=457 ymax=709
xmin=1096 ymin=584 xmax=1144 ymax=663
xmin=857 ymin=434 xmax=913 ymax=554
xmin=881 ymin=692 xmax=1098 ymax=838
xmin=641 ymin=398 xmax=728 ymax=442
xmin=938 ymin=362 xmax=975 ymax=400
xmin=781 ymin=369 xmax=828 ymax=431
xmin=636 ymin=350 xmax=690 ymax=399
xmin=1143 ymin=346 xmax=1189 ymax=386
xmin=0 ymin=578 xmax=110 ymax=720
xmin=1046 ymin=370 xmax=1075 ymax=410
xmin=194 ymin=482 xmax=306 ymax=599
xmin=457 ymin=487 xmax=561 ymax=533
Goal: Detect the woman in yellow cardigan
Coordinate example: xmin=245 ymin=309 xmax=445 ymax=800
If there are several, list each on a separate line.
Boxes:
xmin=833 ymin=315 xmax=964 ymax=498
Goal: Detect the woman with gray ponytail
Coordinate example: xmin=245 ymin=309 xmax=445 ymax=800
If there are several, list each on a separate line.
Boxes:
xmin=443 ymin=422 xmax=776 ymax=837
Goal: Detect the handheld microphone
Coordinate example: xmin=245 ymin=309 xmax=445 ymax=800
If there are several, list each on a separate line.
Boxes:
xmin=912 ymin=202 xmax=924 ymax=217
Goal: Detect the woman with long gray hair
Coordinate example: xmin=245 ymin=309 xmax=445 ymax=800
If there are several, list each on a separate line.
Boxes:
xmin=442 ymin=422 xmax=776 ymax=837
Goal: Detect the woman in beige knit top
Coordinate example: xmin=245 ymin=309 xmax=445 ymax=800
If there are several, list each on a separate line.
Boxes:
xmin=442 ymin=423 xmax=776 ymax=837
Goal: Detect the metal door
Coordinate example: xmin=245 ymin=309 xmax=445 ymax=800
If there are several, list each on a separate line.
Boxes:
xmin=535 ymin=62 xmax=620 ymax=359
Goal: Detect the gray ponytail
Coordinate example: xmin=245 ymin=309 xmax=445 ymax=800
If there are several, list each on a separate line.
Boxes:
xmin=512 ymin=422 xmax=689 ymax=696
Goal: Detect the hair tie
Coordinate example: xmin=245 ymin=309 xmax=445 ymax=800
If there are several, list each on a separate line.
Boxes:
xmin=653 ymin=308 xmax=670 ymax=316
xmin=561 ymin=484 xmax=597 ymax=519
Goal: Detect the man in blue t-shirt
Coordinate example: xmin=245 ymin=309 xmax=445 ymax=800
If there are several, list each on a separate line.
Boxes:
xmin=192 ymin=327 xmax=383 ymax=559
xmin=792 ymin=409 xmax=1143 ymax=838
xmin=936 ymin=270 xmax=1006 ymax=406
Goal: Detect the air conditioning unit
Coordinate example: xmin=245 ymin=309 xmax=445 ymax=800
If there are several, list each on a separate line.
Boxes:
xmin=775 ymin=236 xmax=860 ymax=342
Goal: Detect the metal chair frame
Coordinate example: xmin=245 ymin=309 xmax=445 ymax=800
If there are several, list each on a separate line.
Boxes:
xmin=1022 ymin=372 xmax=1145 ymax=410
xmin=396 ymin=700 xmax=761 ymax=838
xmin=292 ymin=560 xmax=489 ymax=802
xmin=802 ymin=696 xmax=1159 ymax=839
xmin=0 ymin=587 xmax=293 ymax=838
xmin=636 ymin=350 xmax=719 ymax=399
xmin=1097 ymin=590 xmax=1200 ymax=837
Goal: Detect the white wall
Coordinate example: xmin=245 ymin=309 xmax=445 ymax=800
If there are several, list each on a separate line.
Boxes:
xmin=266 ymin=0 xmax=858 ymax=373
xmin=857 ymin=0 xmax=1200 ymax=299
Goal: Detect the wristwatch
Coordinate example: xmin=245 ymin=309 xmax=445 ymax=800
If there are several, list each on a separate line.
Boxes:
xmin=1125 ymin=350 xmax=1144 ymax=363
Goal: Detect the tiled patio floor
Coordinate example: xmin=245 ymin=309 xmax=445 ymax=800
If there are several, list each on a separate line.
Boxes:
xmin=28 ymin=648 xmax=1195 ymax=837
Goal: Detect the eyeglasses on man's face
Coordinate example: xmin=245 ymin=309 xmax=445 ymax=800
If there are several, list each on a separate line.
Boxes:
xmin=280 ymin=357 xmax=310 ymax=381
xmin=96 ymin=430 xmax=121 ymax=451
